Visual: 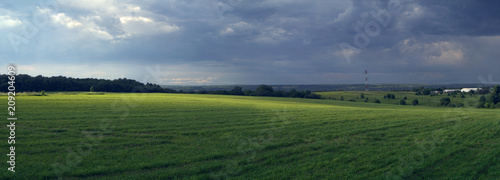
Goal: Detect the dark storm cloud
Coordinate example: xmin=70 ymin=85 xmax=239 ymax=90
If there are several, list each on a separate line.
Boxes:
xmin=405 ymin=0 xmax=500 ymax=36
xmin=1 ymin=0 xmax=499 ymax=84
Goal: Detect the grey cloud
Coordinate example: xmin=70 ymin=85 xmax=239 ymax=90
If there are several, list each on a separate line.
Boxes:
xmin=2 ymin=0 xmax=500 ymax=85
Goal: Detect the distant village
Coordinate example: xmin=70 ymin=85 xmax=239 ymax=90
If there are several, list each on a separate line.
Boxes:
xmin=440 ymin=88 xmax=482 ymax=93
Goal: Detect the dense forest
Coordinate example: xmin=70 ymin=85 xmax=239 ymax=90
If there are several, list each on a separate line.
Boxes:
xmin=0 ymin=74 xmax=321 ymax=99
xmin=0 ymin=74 xmax=166 ymax=93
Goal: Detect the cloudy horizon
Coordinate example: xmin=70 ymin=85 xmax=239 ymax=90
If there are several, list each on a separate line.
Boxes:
xmin=1 ymin=0 xmax=500 ymax=85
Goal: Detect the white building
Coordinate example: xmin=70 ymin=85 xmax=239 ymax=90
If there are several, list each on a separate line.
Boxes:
xmin=443 ymin=89 xmax=460 ymax=93
xmin=461 ymin=88 xmax=481 ymax=93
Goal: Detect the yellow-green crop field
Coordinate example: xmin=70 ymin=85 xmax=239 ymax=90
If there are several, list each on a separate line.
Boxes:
xmin=0 ymin=93 xmax=499 ymax=179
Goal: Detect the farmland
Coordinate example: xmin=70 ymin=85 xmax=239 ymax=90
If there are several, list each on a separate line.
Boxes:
xmin=316 ymin=91 xmax=484 ymax=107
xmin=1 ymin=93 xmax=499 ymax=179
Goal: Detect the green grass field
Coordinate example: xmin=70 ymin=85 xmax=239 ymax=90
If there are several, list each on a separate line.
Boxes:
xmin=1 ymin=93 xmax=499 ymax=179
xmin=316 ymin=91 xmax=485 ymax=107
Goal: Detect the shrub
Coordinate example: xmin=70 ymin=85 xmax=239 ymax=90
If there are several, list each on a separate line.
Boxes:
xmin=477 ymin=96 xmax=486 ymax=108
xmin=374 ymin=99 xmax=381 ymax=103
xmin=412 ymin=99 xmax=419 ymax=106
xmin=479 ymin=95 xmax=486 ymax=102
xmin=422 ymin=89 xmax=431 ymax=95
xmin=399 ymin=100 xmax=406 ymax=105
xmin=440 ymin=98 xmax=451 ymax=106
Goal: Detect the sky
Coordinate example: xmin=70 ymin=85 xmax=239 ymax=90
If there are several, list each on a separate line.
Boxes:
xmin=1 ymin=0 xmax=500 ymax=85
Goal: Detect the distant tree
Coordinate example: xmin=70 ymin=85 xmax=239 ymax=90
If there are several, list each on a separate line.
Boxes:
xmin=399 ymin=99 xmax=406 ymax=105
xmin=360 ymin=93 xmax=364 ymax=99
xmin=493 ymin=85 xmax=500 ymax=95
xmin=230 ymin=86 xmax=244 ymax=95
xmin=422 ymin=89 xmax=431 ymax=95
xmin=404 ymin=96 xmax=407 ymax=100
xmin=273 ymin=90 xmax=285 ymax=97
xmin=306 ymin=93 xmax=322 ymax=99
xmin=488 ymin=85 xmax=500 ymax=105
xmin=383 ymin=95 xmax=387 ymax=99
xmin=374 ymin=99 xmax=381 ymax=103
xmin=90 ymin=86 xmax=94 ymax=92
xmin=255 ymin=85 xmax=274 ymax=96
xmin=244 ymin=90 xmax=254 ymax=96
xmin=304 ymin=90 xmax=312 ymax=98
xmin=440 ymin=98 xmax=451 ymax=106
xmin=289 ymin=89 xmax=296 ymax=96
xmin=485 ymin=103 xmax=491 ymax=109
xmin=412 ymin=99 xmax=419 ymax=106
xmin=479 ymin=95 xmax=486 ymax=103
xmin=460 ymin=94 xmax=465 ymax=98
xmin=390 ymin=94 xmax=395 ymax=99
xmin=477 ymin=95 xmax=486 ymax=108
xmin=340 ymin=96 xmax=344 ymax=101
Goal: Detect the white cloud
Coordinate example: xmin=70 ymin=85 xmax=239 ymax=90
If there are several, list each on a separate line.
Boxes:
xmin=119 ymin=16 xmax=153 ymax=24
xmin=399 ymin=38 xmax=465 ymax=66
xmin=219 ymin=21 xmax=253 ymax=36
xmin=219 ymin=27 xmax=234 ymax=35
xmin=333 ymin=6 xmax=353 ymax=23
xmin=0 ymin=15 xmax=22 ymax=28
xmin=252 ymin=27 xmax=294 ymax=43
xmin=49 ymin=1 xmax=180 ymax=42
xmin=119 ymin=15 xmax=180 ymax=35
xmin=165 ymin=77 xmax=217 ymax=84
xmin=51 ymin=13 xmax=82 ymax=28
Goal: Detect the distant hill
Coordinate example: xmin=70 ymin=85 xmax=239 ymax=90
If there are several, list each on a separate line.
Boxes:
xmin=161 ymin=84 xmax=490 ymax=92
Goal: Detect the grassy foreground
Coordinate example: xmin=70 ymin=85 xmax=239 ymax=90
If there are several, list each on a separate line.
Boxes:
xmin=0 ymin=93 xmax=499 ymax=179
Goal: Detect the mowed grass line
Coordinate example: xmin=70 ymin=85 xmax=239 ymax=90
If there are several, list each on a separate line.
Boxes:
xmin=0 ymin=93 xmax=498 ymax=179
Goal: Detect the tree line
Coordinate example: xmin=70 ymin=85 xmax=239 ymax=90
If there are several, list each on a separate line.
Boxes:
xmin=0 ymin=74 xmax=322 ymax=99
xmin=0 ymin=74 xmax=166 ymax=93
xmin=188 ymin=85 xmax=322 ymax=99
xmin=477 ymin=85 xmax=500 ymax=108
